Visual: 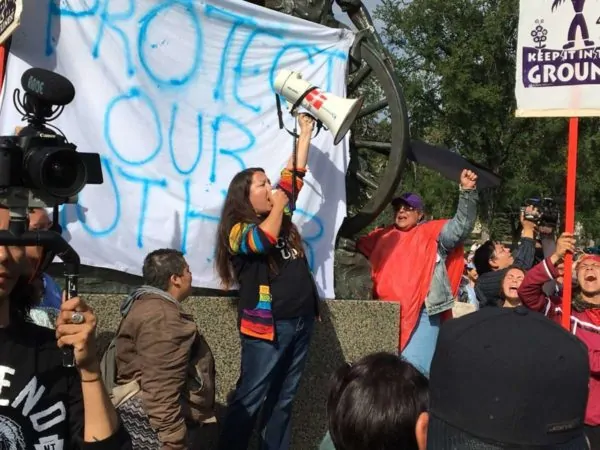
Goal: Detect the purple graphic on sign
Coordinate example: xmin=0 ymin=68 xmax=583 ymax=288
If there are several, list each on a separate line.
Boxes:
xmin=552 ymin=0 xmax=594 ymax=49
xmin=521 ymin=5 xmax=600 ymax=88
xmin=522 ymin=47 xmax=600 ymax=87
xmin=531 ymin=20 xmax=548 ymax=49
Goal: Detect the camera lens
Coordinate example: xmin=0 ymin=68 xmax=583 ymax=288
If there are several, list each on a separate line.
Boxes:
xmin=25 ymin=147 xmax=87 ymax=197
xmin=43 ymin=153 xmax=79 ymax=189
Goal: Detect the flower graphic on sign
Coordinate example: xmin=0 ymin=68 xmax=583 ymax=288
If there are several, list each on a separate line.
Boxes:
xmin=531 ymin=20 xmax=548 ymax=48
xmin=551 ymin=0 xmax=594 ymax=49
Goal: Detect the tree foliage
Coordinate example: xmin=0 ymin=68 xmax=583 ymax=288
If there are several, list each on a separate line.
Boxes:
xmin=360 ymin=0 xmax=600 ymax=242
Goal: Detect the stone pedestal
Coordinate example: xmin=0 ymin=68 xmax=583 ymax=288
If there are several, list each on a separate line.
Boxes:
xmin=88 ymin=295 xmax=399 ymax=450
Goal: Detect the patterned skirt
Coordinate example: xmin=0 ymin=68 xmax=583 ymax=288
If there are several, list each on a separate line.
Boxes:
xmin=117 ymin=395 xmax=161 ymax=450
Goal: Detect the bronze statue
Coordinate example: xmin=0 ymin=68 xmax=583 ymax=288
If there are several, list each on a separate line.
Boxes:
xmin=249 ymin=0 xmax=393 ymax=299
xmin=250 ymin=0 xmax=388 ymax=63
xmin=249 ymin=0 xmax=358 ymax=27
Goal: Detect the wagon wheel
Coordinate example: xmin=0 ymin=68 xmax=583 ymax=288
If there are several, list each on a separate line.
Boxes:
xmin=337 ymin=38 xmax=410 ymax=238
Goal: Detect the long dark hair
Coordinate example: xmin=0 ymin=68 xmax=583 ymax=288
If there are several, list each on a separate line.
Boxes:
xmin=215 ymin=167 xmax=303 ymax=289
xmin=498 ymin=265 xmax=526 ymax=305
xmin=9 ymin=276 xmax=42 ymax=324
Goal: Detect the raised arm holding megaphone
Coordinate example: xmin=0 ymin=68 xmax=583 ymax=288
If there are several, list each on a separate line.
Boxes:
xmin=274 ymin=69 xmax=363 ymax=145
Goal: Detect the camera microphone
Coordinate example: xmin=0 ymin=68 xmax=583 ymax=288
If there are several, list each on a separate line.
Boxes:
xmin=20 ymin=68 xmax=75 ymax=106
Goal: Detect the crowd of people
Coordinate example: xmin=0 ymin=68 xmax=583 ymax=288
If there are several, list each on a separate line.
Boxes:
xmin=340 ymin=163 xmax=600 ymax=448
xmin=0 ymin=111 xmax=597 ymax=450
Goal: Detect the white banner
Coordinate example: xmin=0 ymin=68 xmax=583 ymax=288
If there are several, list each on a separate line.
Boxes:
xmin=516 ymin=0 xmax=600 ymax=117
xmin=0 ymin=0 xmax=355 ymax=298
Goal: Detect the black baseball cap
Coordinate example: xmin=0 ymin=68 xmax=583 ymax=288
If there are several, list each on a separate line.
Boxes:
xmin=427 ymin=307 xmax=590 ymax=449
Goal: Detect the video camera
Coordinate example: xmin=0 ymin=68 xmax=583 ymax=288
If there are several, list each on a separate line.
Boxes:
xmin=521 ymin=197 xmax=560 ymax=228
xmin=0 ymin=67 xmax=103 ymax=367
xmin=0 ymin=68 xmax=102 ymax=209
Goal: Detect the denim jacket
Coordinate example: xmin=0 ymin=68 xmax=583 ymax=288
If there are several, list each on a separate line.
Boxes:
xmin=425 ymin=188 xmax=479 ymax=315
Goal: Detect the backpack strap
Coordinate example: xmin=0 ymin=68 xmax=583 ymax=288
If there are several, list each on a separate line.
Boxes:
xmin=99 ymin=298 xmax=136 ymax=395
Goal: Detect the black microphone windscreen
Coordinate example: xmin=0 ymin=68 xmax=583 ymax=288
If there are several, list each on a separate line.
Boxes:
xmin=20 ymin=68 xmax=75 ymax=106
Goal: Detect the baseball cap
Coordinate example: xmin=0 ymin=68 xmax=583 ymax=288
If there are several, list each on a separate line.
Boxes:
xmin=578 ymin=254 xmax=600 ymax=266
xmin=466 ymin=261 xmax=476 ymax=271
xmin=427 ymin=307 xmax=589 ymax=449
xmin=391 ymin=192 xmax=424 ymax=211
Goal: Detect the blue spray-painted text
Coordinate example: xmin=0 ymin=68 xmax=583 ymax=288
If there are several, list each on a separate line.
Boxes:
xmin=49 ymin=0 xmax=346 ymax=260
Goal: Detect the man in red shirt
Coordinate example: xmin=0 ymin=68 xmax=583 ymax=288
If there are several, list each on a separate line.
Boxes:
xmin=357 ymin=169 xmax=478 ymax=376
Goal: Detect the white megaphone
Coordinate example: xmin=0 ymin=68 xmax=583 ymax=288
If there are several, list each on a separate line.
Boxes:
xmin=274 ymin=70 xmax=364 ymax=145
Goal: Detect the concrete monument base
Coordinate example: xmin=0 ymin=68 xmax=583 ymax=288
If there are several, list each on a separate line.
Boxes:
xmin=87 ymin=295 xmax=400 ymax=449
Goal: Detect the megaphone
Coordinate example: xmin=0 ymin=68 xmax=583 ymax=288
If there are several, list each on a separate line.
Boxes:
xmin=274 ymin=70 xmax=364 ymax=145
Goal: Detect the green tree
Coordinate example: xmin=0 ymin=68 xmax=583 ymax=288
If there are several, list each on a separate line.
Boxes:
xmin=360 ymin=0 xmax=600 ymax=242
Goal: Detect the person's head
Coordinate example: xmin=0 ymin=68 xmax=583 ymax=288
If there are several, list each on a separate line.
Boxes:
xmin=28 ymin=208 xmax=52 ymax=231
xmin=466 ymin=262 xmax=478 ymax=282
xmin=427 ymin=307 xmax=589 ymax=449
xmin=215 ymin=168 xmax=302 ymax=288
xmin=327 ymin=352 xmax=429 ymax=450
xmin=222 ymin=167 xmax=274 ymax=217
xmin=142 ymin=249 xmax=192 ymax=301
xmin=576 ymin=254 xmax=600 ymax=297
xmin=500 ymin=266 xmax=525 ymax=304
xmin=25 ymin=208 xmax=52 ymax=272
xmin=473 ymin=240 xmax=514 ymax=275
xmin=391 ymin=193 xmax=424 ymax=232
xmin=0 ymin=208 xmax=40 ymax=323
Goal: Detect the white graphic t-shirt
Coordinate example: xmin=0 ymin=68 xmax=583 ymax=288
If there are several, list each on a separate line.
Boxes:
xmin=0 ymin=321 xmax=128 ymax=449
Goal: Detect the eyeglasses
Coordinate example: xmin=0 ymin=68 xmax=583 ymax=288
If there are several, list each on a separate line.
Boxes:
xmin=490 ymin=244 xmax=509 ymax=260
xmin=396 ymin=204 xmax=416 ymax=212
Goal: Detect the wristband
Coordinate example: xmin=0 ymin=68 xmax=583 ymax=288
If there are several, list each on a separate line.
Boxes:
xmin=80 ymin=376 xmax=101 ymax=383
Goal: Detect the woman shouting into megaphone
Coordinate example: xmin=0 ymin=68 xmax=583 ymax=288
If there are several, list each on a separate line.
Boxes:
xmin=215 ymin=113 xmax=320 ymax=450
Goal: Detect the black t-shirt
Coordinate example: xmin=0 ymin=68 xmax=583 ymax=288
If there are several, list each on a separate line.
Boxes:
xmin=269 ymin=235 xmax=317 ymax=319
xmin=0 ymin=320 xmax=130 ymax=449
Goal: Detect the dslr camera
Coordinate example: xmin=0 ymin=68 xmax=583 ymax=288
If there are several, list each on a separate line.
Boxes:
xmin=0 ymin=67 xmax=102 ymax=213
xmin=0 ymin=67 xmax=104 ymax=368
xmin=521 ymin=197 xmax=560 ymax=228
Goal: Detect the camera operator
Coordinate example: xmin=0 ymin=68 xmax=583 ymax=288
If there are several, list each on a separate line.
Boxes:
xmin=12 ymin=128 xmax=63 ymax=313
xmin=26 ymin=208 xmax=62 ymax=308
xmin=23 ymin=208 xmax=64 ymax=329
xmin=473 ymin=206 xmax=538 ymax=307
xmin=0 ymin=206 xmax=131 ymax=448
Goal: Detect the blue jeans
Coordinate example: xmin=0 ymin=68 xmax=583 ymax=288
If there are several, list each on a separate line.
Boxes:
xmin=401 ymin=306 xmax=440 ymax=377
xmin=218 ymin=315 xmax=315 ymax=450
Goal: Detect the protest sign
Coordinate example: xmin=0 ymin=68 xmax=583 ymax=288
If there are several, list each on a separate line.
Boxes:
xmin=516 ymin=0 xmax=600 ymax=116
